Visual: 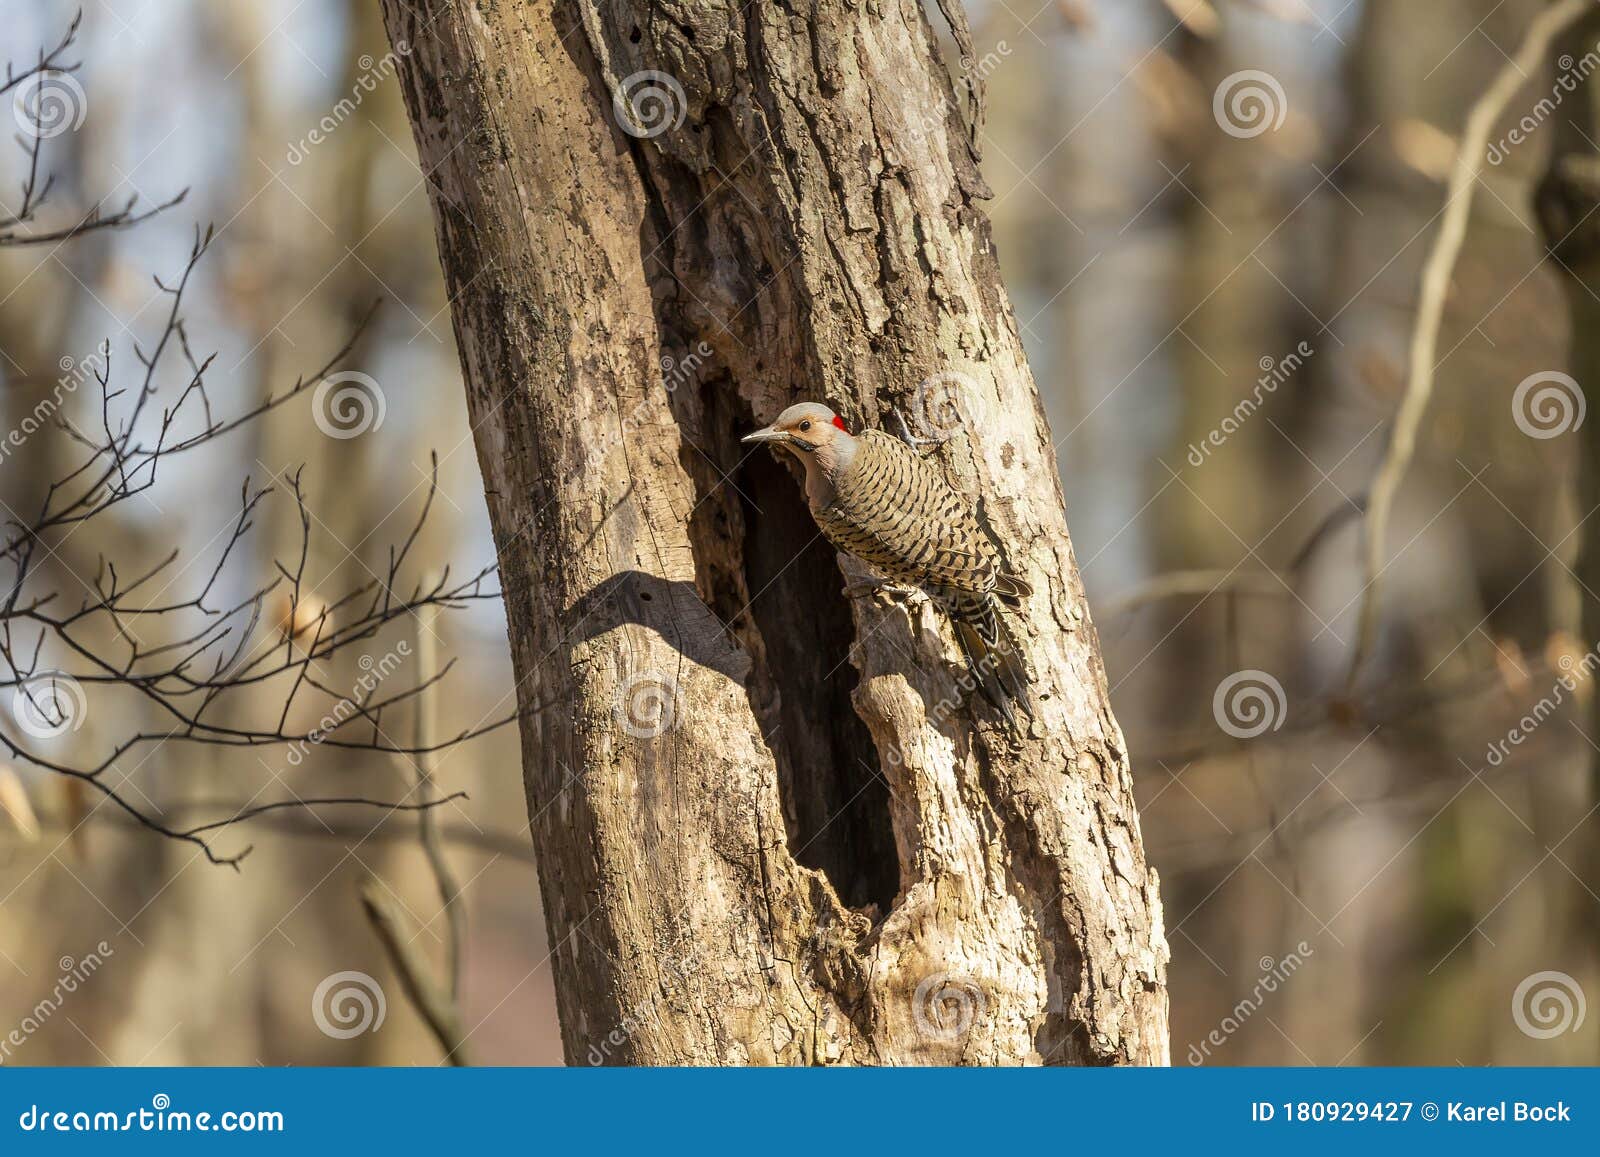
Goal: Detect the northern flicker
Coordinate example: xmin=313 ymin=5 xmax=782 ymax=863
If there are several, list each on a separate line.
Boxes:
xmin=742 ymin=401 xmax=1032 ymax=718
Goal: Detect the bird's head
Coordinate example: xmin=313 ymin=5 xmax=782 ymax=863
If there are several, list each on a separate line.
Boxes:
xmin=740 ymin=402 xmax=852 ymax=457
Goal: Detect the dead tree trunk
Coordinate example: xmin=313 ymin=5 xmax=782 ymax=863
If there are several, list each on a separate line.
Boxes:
xmin=380 ymin=0 xmax=1168 ymax=1065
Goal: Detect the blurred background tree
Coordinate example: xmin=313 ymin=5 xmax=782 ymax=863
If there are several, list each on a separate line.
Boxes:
xmin=1 ymin=0 xmax=1595 ymax=1066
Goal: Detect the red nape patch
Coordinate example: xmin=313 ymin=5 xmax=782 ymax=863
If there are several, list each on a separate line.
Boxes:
xmin=832 ymin=414 xmax=849 ymax=432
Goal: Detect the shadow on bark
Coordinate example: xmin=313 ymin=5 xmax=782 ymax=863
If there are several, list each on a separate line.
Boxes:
xmin=565 ymin=455 xmax=901 ymax=914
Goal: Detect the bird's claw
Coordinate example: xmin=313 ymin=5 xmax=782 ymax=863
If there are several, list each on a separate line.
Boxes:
xmin=891 ymin=409 xmax=948 ymax=451
xmin=843 ymin=579 xmax=922 ymax=606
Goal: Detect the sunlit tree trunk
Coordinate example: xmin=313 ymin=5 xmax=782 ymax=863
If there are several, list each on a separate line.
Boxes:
xmin=381 ymin=0 xmax=1167 ymax=1065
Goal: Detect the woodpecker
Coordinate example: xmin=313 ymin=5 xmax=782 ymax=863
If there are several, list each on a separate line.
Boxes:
xmin=742 ymin=401 xmax=1032 ymax=719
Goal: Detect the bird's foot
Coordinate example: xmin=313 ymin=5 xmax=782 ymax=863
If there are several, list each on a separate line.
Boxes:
xmin=891 ymin=409 xmax=949 ymax=451
xmin=842 ymin=578 xmax=923 ymax=606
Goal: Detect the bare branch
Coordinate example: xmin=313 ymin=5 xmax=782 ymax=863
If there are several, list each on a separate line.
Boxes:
xmin=359 ymin=875 xmax=473 ymax=1066
xmin=1345 ymin=0 xmax=1594 ymax=690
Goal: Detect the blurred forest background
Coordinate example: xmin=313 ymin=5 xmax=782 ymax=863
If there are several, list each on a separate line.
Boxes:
xmin=1 ymin=0 xmax=1596 ymax=1065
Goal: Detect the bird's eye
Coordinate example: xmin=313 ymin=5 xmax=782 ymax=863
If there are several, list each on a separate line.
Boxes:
xmin=798 ymin=420 xmax=812 ymax=432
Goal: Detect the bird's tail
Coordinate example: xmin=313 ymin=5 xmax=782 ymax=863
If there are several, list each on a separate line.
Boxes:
xmin=951 ymin=596 xmax=1032 ymax=728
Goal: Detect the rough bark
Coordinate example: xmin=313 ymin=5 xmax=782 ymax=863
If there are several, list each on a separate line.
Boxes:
xmin=380 ymin=0 xmax=1168 ymax=1065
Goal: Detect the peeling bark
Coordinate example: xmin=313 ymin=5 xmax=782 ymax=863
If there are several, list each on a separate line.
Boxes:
xmin=380 ymin=0 xmax=1168 ymax=1065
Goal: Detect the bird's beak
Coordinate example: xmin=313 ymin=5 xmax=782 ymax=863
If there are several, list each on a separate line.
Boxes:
xmin=741 ymin=424 xmax=788 ymax=446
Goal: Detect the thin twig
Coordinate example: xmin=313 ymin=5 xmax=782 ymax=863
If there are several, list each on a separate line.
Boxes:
xmin=8 ymin=805 xmax=536 ymax=862
xmin=359 ymin=875 xmax=473 ymax=1066
xmin=1100 ymin=568 xmax=1291 ymax=619
xmin=412 ymin=600 xmax=466 ymax=999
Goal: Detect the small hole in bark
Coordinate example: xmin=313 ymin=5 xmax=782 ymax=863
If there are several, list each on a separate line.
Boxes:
xmin=629 ymin=25 xmax=641 ymax=43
